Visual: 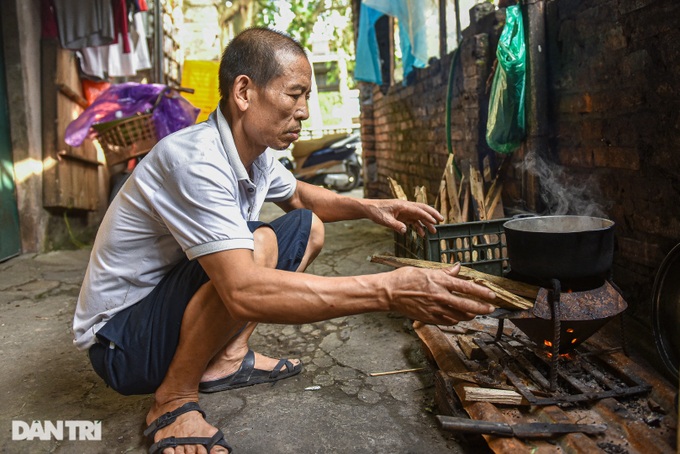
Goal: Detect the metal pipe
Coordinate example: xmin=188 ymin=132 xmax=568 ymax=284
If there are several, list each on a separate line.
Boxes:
xmin=522 ymin=0 xmax=548 ymax=212
xmin=454 ymin=0 xmax=462 ymax=45
xmin=153 ymin=0 xmax=163 ymax=83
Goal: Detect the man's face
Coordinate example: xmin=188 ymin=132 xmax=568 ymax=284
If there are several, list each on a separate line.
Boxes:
xmin=244 ymin=52 xmax=312 ymax=151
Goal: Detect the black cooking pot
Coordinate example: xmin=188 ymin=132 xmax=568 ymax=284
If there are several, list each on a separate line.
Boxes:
xmin=503 ymin=215 xmax=615 ymax=282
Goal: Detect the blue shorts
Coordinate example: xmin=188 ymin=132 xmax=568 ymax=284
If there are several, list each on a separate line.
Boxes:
xmin=88 ymin=208 xmax=313 ymax=395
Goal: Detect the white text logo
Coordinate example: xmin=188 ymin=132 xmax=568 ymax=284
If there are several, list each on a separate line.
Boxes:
xmin=12 ymin=420 xmax=102 ymax=441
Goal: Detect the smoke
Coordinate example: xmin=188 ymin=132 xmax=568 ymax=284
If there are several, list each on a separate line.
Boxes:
xmin=521 ymin=150 xmax=608 ymax=217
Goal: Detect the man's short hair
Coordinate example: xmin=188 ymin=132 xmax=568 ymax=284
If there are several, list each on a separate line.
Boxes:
xmin=219 ymin=27 xmax=307 ymax=98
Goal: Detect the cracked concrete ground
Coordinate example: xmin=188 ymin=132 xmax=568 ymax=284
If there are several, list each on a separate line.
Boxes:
xmin=0 ymin=189 xmax=477 ymax=453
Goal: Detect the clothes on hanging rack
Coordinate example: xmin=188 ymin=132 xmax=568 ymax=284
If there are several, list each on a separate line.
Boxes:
xmin=42 ymin=0 xmax=152 ymax=80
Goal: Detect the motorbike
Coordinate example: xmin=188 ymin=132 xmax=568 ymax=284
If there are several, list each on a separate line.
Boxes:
xmin=279 ymin=132 xmax=362 ymax=192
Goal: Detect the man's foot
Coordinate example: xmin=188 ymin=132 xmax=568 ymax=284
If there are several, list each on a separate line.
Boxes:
xmin=201 ymin=346 xmax=301 ymax=382
xmin=199 ymin=349 xmax=302 ymax=393
xmin=145 ymin=401 xmax=231 ymax=454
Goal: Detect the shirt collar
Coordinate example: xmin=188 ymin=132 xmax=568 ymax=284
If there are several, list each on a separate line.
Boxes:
xmin=215 ymin=106 xmax=250 ymax=181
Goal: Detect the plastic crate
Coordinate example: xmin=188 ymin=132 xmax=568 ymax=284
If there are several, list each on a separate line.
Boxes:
xmin=394 ymin=218 xmax=510 ymax=276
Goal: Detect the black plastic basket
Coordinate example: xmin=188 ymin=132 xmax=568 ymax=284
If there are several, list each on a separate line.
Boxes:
xmin=394 ymin=218 xmax=509 ymax=276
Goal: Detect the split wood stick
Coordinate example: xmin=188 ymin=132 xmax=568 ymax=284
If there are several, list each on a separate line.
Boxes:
xmin=434 ymin=178 xmax=443 ymax=214
xmin=469 ymin=166 xmax=487 ymax=221
xmin=484 ymin=158 xmax=510 ymax=220
xmin=370 ymin=255 xmax=538 ymax=308
xmin=445 ymin=160 xmax=462 ymax=223
xmin=459 ymin=180 xmax=470 ymax=223
xmin=369 ymin=367 xmax=425 ymax=377
xmin=463 ymin=387 xmax=524 ymax=405
xmin=439 ymin=182 xmax=449 ymax=222
xmin=458 ymin=335 xmax=485 ymax=360
xmin=485 ymin=181 xmax=504 ymax=220
xmin=414 ymin=186 xmax=428 ymax=204
xmin=387 ymin=176 xmax=408 ymax=200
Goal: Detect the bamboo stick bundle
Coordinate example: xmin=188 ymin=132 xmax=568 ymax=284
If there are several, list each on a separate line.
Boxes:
xmin=370 ymin=254 xmax=535 ymax=310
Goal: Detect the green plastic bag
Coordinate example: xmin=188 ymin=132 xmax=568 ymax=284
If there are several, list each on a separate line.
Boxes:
xmin=486 ymin=4 xmax=526 ymax=154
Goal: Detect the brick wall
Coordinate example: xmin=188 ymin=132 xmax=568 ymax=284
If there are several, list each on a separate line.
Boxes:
xmin=361 ymin=7 xmax=505 ymax=201
xmin=543 ymin=0 xmax=680 ymax=327
xmin=359 ymin=0 xmax=680 ymax=344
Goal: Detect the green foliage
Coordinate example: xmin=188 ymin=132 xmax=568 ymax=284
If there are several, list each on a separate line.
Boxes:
xmin=317 ymin=91 xmax=345 ymax=127
xmin=251 ymin=0 xmax=356 ymax=88
xmin=254 ymin=0 xmax=279 ymax=27
xmin=287 ymin=0 xmax=324 ymax=48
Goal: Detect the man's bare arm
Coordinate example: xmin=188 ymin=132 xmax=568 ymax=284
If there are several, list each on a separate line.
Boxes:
xmin=277 ymin=180 xmax=444 ymax=236
xmin=198 ymin=248 xmax=495 ymax=326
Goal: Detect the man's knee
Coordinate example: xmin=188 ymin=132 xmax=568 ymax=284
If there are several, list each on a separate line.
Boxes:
xmin=308 ymin=213 xmax=325 ymax=257
xmin=253 ymin=226 xmax=278 ymax=268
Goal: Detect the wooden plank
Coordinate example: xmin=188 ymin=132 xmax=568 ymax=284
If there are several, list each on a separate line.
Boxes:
xmin=415 ymin=324 xmax=535 ymax=453
xmin=421 ymin=324 xmax=676 ymax=454
xmin=43 ymin=41 xmax=101 ymax=210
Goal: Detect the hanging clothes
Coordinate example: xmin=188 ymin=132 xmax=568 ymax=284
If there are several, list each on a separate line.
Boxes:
xmin=355 ymin=0 xmax=429 ymax=84
xmin=77 ymin=11 xmax=151 ymax=80
xmin=41 ymin=0 xmax=59 ymax=39
xmin=110 ymin=0 xmax=131 ymax=54
xmin=355 ymin=4 xmax=385 ymax=84
xmin=52 ymin=0 xmax=116 ymax=49
xmin=132 ymin=12 xmax=152 ymax=71
xmin=131 ymin=0 xmax=149 ymax=13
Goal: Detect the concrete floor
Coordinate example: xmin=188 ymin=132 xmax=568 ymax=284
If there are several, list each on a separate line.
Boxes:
xmin=0 ymin=189 xmax=477 ymax=453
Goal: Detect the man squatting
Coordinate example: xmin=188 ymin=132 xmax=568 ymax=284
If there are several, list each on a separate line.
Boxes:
xmin=73 ymin=27 xmax=496 ymax=454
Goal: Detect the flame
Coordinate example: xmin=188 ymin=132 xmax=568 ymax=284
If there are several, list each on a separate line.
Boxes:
xmin=543 ymin=339 xmax=574 ymax=358
xmin=566 ymin=328 xmax=574 ymax=333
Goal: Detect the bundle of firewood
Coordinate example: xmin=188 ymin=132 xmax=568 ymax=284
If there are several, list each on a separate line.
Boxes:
xmin=388 ymin=155 xmax=506 ymax=224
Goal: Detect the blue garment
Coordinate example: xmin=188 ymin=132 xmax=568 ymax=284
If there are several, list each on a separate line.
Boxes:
xmin=355 ymin=4 xmax=384 ymax=84
xmin=355 ymin=0 xmax=428 ymax=85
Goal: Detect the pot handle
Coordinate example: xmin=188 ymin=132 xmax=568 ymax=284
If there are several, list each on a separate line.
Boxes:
xmin=510 ymin=213 xmax=539 ymax=219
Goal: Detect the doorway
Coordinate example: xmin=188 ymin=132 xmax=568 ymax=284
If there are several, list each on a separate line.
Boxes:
xmin=0 ymin=25 xmax=22 ymax=261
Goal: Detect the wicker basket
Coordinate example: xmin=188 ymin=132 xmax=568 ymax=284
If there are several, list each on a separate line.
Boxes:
xmin=93 ymin=113 xmax=157 ymax=166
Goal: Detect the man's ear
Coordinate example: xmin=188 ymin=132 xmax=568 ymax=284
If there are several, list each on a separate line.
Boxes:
xmin=232 ymin=75 xmax=253 ymax=112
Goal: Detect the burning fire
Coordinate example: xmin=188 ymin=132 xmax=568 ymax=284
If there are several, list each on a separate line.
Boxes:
xmin=543 ymin=339 xmax=576 ymax=359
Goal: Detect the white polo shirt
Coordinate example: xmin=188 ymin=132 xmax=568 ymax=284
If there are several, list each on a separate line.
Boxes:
xmin=73 ymin=108 xmax=297 ymax=350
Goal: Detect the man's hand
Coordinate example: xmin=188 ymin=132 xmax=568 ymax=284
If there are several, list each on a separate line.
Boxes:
xmin=384 ymin=263 xmax=496 ymax=325
xmin=365 ymin=199 xmax=444 ymax=237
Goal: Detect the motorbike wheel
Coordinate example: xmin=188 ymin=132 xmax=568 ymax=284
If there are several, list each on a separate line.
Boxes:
xmin=332 ymin=162 xmax=361 ymax=192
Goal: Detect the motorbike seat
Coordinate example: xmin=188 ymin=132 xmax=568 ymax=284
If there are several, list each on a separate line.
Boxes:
xmin=292 ymin=133 xmax=348 ymax=159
